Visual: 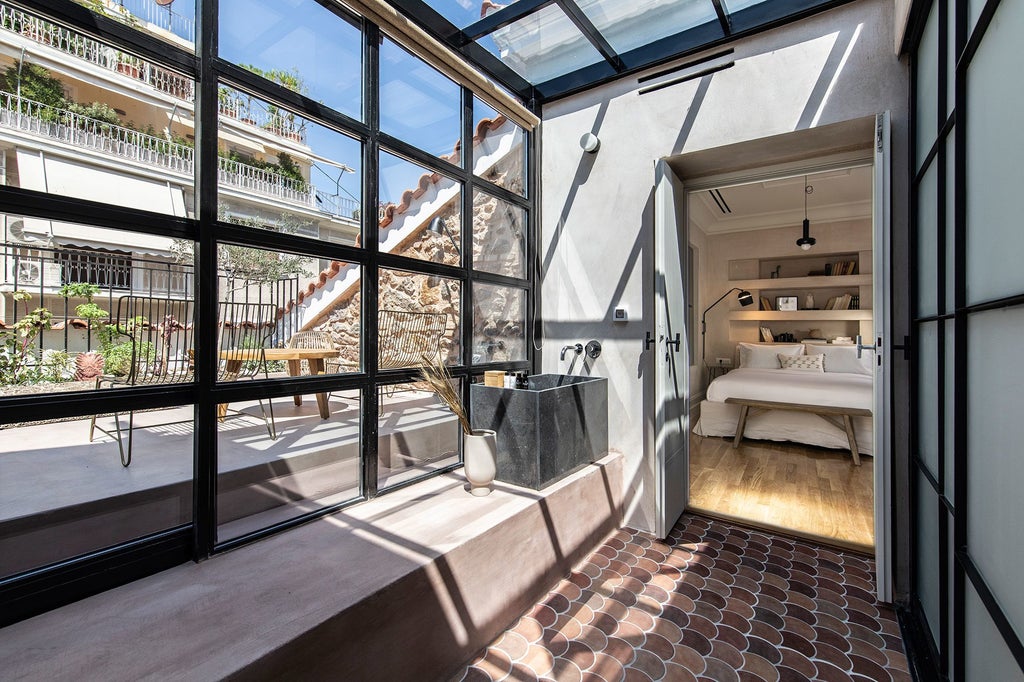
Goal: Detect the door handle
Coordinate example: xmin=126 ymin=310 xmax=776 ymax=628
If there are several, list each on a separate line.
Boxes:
xmin=666 ymin=333 xmax=681 ymax=352
xmin=645 ymin=331 xmax=656 ymax=350
xmin=856 ymin=335 xmax=879 ymax=359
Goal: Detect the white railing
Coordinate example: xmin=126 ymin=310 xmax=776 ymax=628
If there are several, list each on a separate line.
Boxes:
xmin=0 ymin=91 xmax=324 ymax=210
xmin=0 ymin=90 xmax=195 ymax=174
xmin=0 ymin=2 xmax=195 ymax=102
xmin=109 ymin=0 xmax=195 ymax=42
xmin=217 ymin=95 xmax=307 ymax=143
xmin=218 ymin=157 xmax=314 ymax=207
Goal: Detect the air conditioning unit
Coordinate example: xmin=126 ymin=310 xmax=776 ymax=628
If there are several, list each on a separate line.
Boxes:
xmin=16 ymin=261 xmax=40 ymax=284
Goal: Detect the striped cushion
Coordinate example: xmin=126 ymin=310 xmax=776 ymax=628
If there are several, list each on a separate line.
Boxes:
xmin=777 ymin=353 xmax=824 ymax=371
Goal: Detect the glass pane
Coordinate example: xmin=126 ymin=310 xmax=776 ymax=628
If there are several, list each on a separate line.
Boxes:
xmin=217 ymin=86 xmax=361 ymax=246
xmin=574 ymin=0 xmax=720 ymax=54
xmin=943 ymin=321 xmax=954 ymax=500
xmin=1 ymin=220 xmax=193 ymax=396
xmin=966 ymin=582 xmax=1024 ymax=682
xmin=916 ymin=3 xmax=939 ymax=171
xmin=215 ymin=247 xmax=361 ymax=382
xmin=378 ymin=380 xmax=461 ymax=490
xmin=378 ymin=151 xmax=461 ymax=264
xmin=945 ymin=135 xmax=955 ymax=314
xmin=965 ymin=0 xmax=1024 ymax=305
xmin=380 ymin=38 xmax=461 ymax=161
xmin=218 ymin=0 xmax=361 ymax=121
xmin=217 ymin=388 xmax=361 ymax=541
xmin=479 ymin=4 xmax=606 ymax=84
xmin=946 ymin=0 xmax=955 ymax=118
xmin=0 ymin=411 xmax=192 ymax=579
xmin=917 ymin=162 xmax=938 ymax=318
xmin=917 ymin=321 xmax=938 ymax=479
xmin=69 ymin=0 xmax=196 ymax=50
xmin=472 ymin=284 xmax=526 ymax=364
xmin=0 ymin=35 xmax=195 ymax=215
xmin=426 ymin=0 xmax=517 ymax=28
xmin=473 ymin=97 xmax=526 ymax=197
xmin=472 ymin=190 xmax=526 ymax=278
xmin=968 ymin=306 xmax=1024 ymax=635
xmin=915 ymin=469 xmax=940 ymax=641
xmin=378 ymin=269 xmax=462 ymax=366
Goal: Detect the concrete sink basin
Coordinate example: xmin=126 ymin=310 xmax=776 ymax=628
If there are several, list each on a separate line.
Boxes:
xmin=470 ymin=374 xmax=608 ymax=490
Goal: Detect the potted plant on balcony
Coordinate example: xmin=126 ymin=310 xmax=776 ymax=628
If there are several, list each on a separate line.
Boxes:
xmin=417 ymin=354 xmax=497 ymax=496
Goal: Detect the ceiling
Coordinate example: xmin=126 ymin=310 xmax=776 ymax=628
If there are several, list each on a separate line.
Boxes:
xmin=689 ymin=164 xmax=873 ymax=234
xmin=385 ymin=0 xmax=856 ymax=105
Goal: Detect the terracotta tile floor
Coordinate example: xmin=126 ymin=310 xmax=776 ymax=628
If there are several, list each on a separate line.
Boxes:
xmin=454 ymin=514 xmax=910 ymax=682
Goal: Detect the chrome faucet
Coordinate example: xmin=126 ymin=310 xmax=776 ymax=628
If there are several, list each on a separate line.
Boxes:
xmin=560 ymin=343 xmax=583 ymax=361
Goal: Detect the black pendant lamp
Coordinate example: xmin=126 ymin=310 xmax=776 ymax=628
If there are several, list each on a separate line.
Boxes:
xmin=796 ymin=176 xmax=816 ymax=251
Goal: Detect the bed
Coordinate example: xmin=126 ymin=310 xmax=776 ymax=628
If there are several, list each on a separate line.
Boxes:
xmin=692 ymin=343 xmax=874 ymax=456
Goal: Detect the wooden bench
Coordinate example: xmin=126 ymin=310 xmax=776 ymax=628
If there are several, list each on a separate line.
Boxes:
xmin=725 ymin=397 xmax=872 ymax=466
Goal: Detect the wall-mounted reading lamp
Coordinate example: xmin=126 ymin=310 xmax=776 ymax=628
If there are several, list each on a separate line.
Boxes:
xmin=701 ymin=288 xmax=753 ymax=365
xmin=428 ymin=216 xmax=461 ymax=257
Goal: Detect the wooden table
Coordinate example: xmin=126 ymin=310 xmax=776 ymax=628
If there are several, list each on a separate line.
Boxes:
xmin=725 ymin=397 xmax=872 ymax=466
xmin=219 ymin=348 xmax=340 ymax=419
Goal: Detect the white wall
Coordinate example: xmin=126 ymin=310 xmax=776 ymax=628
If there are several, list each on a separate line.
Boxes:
xmin=539 ymin=0 xmax=909 ymax=533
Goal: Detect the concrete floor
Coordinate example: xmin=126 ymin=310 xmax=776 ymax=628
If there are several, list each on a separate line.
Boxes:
xmin=0 ymin=390 xmax=460 ymax=576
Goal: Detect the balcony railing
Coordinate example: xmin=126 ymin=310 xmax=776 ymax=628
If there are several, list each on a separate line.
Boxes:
xmin=218 ymin=96 xmax=307 ymax=143
xmin=0 ymin=90 xmax=195 ymax=173
xmin=2 ymin=245 xmax=302 ymax=354
xmin=0 ymin=2 xmax=195 ymax=101
xmin=108 ymin=0 xmax=195 ymax=43
xmin=0 ymin=92 xmax=342 ymax=212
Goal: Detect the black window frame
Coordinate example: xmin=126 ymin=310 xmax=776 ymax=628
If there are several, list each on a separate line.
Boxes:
xmin=0 ymin=0 xmax=535 ymax=625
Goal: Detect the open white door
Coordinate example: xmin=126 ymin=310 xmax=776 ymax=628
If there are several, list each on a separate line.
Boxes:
xmin=653 ymin=159 xmax=691 ymax=539
xmin=872 ymin=111 xmax=893 ymax=602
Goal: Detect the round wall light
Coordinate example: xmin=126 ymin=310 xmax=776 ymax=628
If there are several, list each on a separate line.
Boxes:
xmin=579 ymin=133 xmax=601 ymax=154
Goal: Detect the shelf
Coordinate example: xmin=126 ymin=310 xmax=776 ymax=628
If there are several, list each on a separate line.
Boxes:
xmin=730 ymin=310 xmax=873 ymax=321
xmin=729 ymin=274 xmax=873 ymax=290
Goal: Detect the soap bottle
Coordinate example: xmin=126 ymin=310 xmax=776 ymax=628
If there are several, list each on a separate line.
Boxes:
xmin=515 ymin=372 xmax=528 ymax=389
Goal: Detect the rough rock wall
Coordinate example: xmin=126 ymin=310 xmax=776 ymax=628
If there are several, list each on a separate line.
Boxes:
xmin=313 ymin=144 xmax=525 ymax=370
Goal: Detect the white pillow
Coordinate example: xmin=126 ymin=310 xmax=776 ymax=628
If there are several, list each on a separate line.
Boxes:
xmin=778 ymin=353 xmax=824 ymax=372
xmin=737 ymin=342 xmax=805 ymax=369
xmin=805 ymin=344 xmax=873 ymax=376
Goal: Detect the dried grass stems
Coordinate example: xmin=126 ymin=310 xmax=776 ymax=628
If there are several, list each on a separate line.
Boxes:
xmin=417 ymin=354 xmax=472 ymax=435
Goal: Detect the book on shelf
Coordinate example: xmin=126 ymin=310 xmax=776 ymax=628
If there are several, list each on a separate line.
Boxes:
xmin=824 ymin=293 xmax=853 ymax=310
xmin=824 ymin=260 xmax=858 ymax=276
xmin=760 ymin=296 xmax=773 ymax=310
xmin=760 ymin=326 xmax=775 ymax=342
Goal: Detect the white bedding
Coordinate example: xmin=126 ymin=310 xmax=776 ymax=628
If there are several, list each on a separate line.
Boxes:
xmin=694 ymin=368 xmax=874 ymax=455
xmin=706 ymin=367 xmax=873 ymax=410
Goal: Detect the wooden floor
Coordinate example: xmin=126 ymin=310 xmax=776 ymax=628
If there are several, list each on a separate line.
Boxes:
xmin=688 ymin=433 xmax=874 ymax=552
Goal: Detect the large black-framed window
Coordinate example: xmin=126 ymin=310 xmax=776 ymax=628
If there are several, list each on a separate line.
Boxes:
xmin=906 ymin=0 xmax=1024 ymax=679
xmin=0 ymin=0 xmax=534 ymax=625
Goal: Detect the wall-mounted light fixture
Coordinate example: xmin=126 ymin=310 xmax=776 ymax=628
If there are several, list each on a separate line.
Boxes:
xmin=579 ymin=132 xmax=600 ymax=154
xmin=428 ymin=215 xmax=461 ymax=257
xmin=701 ymin=288 xmax=753 ymax=366
xmin=796 ymin=176 xmax=816 ymax=251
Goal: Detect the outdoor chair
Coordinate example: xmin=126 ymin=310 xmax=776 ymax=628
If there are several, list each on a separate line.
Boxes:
xmin=377 ymin=309 xmax=448 ymax=405
xmin=89 ymin=295 xmax=196 ymax=467
xmin=286 ymin=330 xmax=337 ymax=374
xmin=216 ymin=300 xmax=280 ymax=439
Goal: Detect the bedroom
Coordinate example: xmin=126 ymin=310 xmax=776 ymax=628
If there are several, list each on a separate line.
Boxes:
xmin=686 ymin=161 xmax=877 ymax=552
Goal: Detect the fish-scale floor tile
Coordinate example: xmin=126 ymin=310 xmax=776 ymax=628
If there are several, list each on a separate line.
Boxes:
xmin=453 ymin=515 xmax=909 ymax=682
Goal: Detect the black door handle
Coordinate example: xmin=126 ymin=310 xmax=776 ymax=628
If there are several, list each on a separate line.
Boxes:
xmin=645 ymin=331 xmax=656 ymax=350
xmin=666 ymin=333 xmax=680 ymax=352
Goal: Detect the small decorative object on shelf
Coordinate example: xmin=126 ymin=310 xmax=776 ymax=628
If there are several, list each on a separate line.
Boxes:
xmin=776 ymin=296 xmax=798 ymax=311
xmin=805 ymin=293 xmax=815 ymax=309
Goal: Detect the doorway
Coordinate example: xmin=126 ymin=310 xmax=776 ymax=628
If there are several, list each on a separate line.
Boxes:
xmin=651 ymin=115 xmax=892 ymax=599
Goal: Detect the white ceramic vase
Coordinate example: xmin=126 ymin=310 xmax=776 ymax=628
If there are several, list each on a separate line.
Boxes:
xmin=463 ymin=429 xmax=497 ymax=496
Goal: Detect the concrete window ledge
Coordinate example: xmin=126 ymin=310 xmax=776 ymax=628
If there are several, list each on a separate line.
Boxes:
xmin=0 ymin=454 xmax=624 ymax=681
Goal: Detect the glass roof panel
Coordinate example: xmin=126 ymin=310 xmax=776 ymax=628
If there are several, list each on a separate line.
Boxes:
xmin=722 ymin=0 xmax=772 ymax=11
xmin=426 ymin=0 xmax=519 ymax=28
xmin=573 ymin=0 xmax=720 ymax=54
xmin=477 ymin=3 xmax=606 ymax=85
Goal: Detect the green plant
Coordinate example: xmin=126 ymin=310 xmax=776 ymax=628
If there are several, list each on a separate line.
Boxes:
xmin=0 ymin=291 xmax=54 ymax=385
xmin=59 ymin=282 xmax=101 ymax=299
xmin=40 ymin=349 xmax=74 ymax=382
xmin=65 ymin=101 xmax=122 ymax=129
xmin=1 ymin=61 xmax=67 ymax=116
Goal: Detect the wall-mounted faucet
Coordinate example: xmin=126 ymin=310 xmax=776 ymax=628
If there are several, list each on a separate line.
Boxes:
xmin=585 ymin=340 xmax=602 ymax=359
xmin=560 ymin=343 xmax=583 ymax=361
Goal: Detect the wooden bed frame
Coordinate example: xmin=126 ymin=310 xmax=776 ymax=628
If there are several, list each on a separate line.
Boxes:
xmin=725 ymin=397 xmax=872 ymax=465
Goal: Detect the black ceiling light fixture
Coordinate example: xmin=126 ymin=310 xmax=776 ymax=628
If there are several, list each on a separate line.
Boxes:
xmin=796 ymin=175 xmax=816 ymax=251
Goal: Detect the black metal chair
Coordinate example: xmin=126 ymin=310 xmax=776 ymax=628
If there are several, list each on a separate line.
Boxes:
xmin=89 ymin=295 xmax=196 ymax=467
